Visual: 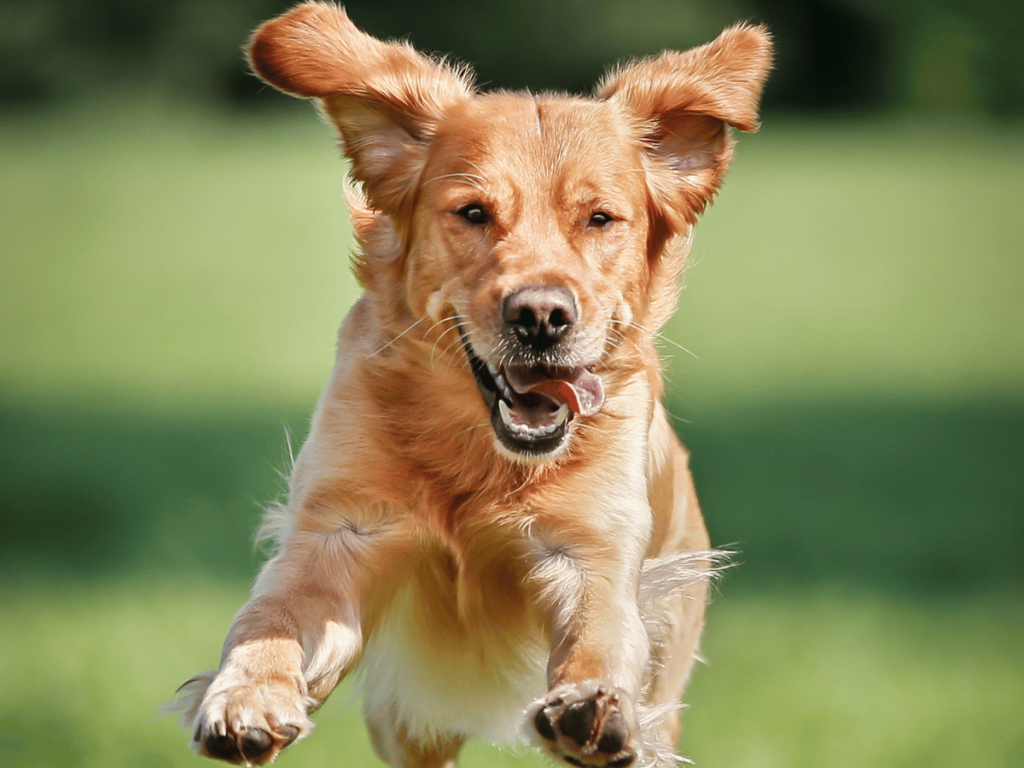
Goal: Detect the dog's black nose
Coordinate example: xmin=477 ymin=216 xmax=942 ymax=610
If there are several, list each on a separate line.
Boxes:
xmin=503 ymin=286 xmax=577 ymax=349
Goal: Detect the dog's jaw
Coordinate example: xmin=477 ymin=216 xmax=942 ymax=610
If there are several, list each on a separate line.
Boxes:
xmin=458 ymin=327 xmax=605 ymax=463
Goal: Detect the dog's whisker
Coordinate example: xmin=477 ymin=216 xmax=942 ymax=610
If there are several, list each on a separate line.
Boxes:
xmin=432 ymin=319 xmax=468 ymax=352
xmin=462 ymin=158 xmax=490 ymax=180
xmin=604 ymin=326 xmax=648 ymax=363
xmin=424 ymin=314 xmax=461 ymax=337
xmin=506 ymin=471 xmax=536 ymax=496
xmin=435 ymin=338 xmax=470 ymax=370
xmin=454 ymin=420 xmax=491 ymax=440
xmin=429 ymin=320 xmax=466 ymax=365
xmin=369 ymin=317 xmax=427 ymax=357
xmin=624 ymin=321 xmax=698 ymax=360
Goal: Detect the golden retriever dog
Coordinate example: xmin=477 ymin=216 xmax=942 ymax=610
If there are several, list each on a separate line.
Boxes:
xmin=171 ymin=3 xmax=770 ymax=766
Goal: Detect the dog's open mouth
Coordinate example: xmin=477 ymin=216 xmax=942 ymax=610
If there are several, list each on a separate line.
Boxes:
xmin=460 ymin=330 xmax=605 ymax=456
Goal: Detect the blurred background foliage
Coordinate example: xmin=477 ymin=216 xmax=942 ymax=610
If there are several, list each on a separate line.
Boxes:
xmin=3 ymin=0 xmax=1024 ymax=116
xmin=1 ymin=1 xmax=1022 ymax=767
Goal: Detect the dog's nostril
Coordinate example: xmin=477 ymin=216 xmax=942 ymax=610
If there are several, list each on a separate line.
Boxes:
xmin=516 ymin=307 xmax=539 ymax=333
xmin=549 ymin=307 xmax=570 ymax=330
xmin=503 ymin=286 xmax=576 ymax=348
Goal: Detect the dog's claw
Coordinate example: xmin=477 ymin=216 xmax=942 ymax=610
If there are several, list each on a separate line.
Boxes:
xmin=276 ymin=724 xmax=300 ymax=748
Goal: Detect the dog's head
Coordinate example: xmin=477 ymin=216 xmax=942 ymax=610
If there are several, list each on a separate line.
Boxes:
xmin=250 ymin=2 xmax=771 ymax=462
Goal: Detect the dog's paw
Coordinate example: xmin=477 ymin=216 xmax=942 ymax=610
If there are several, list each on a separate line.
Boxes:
xmin=190 ymin=671 xmax=314 ymax=765
xmin=531 ymin=681 xmax=640 ymax=768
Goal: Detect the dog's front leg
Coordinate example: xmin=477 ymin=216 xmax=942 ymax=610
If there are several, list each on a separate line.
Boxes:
xmin=527 ymin=527 xmax=651 ymax=768
xmin=178 ymin=524 xmax=380 ymax=765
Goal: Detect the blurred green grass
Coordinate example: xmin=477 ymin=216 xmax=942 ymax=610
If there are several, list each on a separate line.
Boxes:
xmin=0 ymin=101 xmax=354 ymax=408
xmin=1 ymin=102 xmax=1022 ymax=767
xmin=666 ymin=118 xmax=1024 ymax=406
xmin=0 ymin=581 xmax=1019 ymax=767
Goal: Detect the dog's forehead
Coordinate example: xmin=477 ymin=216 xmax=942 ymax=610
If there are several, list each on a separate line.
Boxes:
xmin=429 ymin=93 xmax=642 ymax=189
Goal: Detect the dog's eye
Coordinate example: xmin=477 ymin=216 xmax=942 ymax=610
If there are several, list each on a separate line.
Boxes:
xmin=457 ymin=204 xmax=490 ymax=225
xmin=588 ymin=211 xmax=613 ymax=228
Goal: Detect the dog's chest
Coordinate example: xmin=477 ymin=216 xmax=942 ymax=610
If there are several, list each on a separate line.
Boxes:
xmin=348 ymin=484 xmax=583 ymax=740
xmin=358 ymin=563 xmax=549 ymax=743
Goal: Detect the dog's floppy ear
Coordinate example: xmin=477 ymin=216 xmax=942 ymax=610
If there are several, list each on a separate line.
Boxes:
xmin=249 ymin=1 xmax=473 ymax=215
xmin=598 ymin=25 xmax=772 ymax=231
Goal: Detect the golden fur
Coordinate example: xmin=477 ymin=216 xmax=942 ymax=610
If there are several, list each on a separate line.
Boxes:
xmin=170 ymin=4 xmax=771 ymax=766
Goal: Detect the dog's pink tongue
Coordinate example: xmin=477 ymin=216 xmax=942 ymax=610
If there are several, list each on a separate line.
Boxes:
xmin=504 ymin=367 xmax=605 ymax=417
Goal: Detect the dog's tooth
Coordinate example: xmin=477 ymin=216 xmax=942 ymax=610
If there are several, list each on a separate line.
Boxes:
xmin=498 ymin=399 xmax=515 ymax=427
xmin=499 ymin=399 xmax=570 ymax=439
xmin=494 ymin=373 xmax=513 ymax=402
xmin=487 ymin=362 xmax=499 ymax=379
xmin=553 ymin=403 xmax=570 ymax=427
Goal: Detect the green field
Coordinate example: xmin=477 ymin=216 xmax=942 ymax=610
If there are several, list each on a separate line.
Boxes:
xmin=1 ymin=101 xmax=1022 ymax=767
xmin=1 ymin=581 xmax=1019 ymax=767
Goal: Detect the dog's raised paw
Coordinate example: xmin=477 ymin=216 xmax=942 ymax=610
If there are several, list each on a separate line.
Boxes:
xmin=532 ymin=682 xmax=639 ymax=768
xmin=190 ymin=674 xmax=312 ymax=765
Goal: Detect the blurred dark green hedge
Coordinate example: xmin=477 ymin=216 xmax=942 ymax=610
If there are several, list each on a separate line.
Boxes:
xmin=2 ymin=398 xmax=1020 ymax=592
xmin=2 ymin=0 xmax=1022 ymax=116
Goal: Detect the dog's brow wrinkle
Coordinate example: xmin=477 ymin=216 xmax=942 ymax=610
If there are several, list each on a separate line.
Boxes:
xmin=423 ymin=172 xmax=486 ymax=192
